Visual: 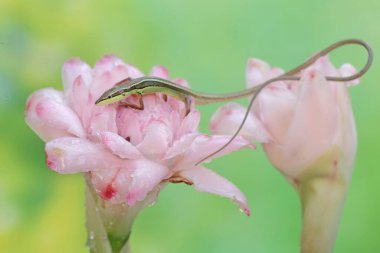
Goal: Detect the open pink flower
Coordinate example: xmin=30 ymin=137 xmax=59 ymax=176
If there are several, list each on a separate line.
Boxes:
xmin=25 ymin=55 xmax=252 ymax=215
xmin=211 ymin=56 xmax=358 ymax=181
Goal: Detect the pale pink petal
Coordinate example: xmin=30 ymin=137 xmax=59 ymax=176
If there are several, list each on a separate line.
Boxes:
xmin=126 ymin=160 xmax=169 ymax=206
xmin=149 ymin=65 xmax=170 ymax=79
xmin=113 ymin=167 xmax=133 ymax=202
xmin=164 ymin=133 xmax=199 ymax=160
xmin=246 ymin=58 xmax=272 ymax=87
xmin=265 ymin=69 xmax=338 ymax=175
xmin=255 ymin=85 xmax=297 ymax=143
xmin=62 ymin=58 xmax=92 ymax=92
xmin=25 ymin=88 xmax=85 ymax=141
xmin=116 ymin=109 xmax=144 ymax=145
xmin=45 ymin=137 xmax=122 ymax=174
xmin=179 ymin=166 xmax=250 ymax=216
xmin=210 ymin=103 xmax=271 ymax=142
xmin=136 ymin=94 xmax=160 ymax=111
xmin=68 ymin=76 xmax=92 ymax=129
xmin=125 ymin=63 xmax=145 ymax=79
xmin=339 ymin=63 xmax=359 ymax=86
xmin=306 ymin=56 xmax=339 ymax=77
xmin=91 ymin=167 xmax=135 ymax=203
xmin=177 ymin=135 xmax=255 ymax=167
xmin=93 ymin=55 xmax=128 ymax=77
xmin=91 ymin=55 xmax=144 ymax=99
xmin=137 ymin=120 xmax=173 ymax=160
xmin=175 ymin=110 xmax=200 ymax=138
xmin=95 ymin=131 xmax=142 ymax=159
xmin=334 ymin=81 xmax=357 ymax=170
xmin=89 ymin=106 xmax=118 ymax=134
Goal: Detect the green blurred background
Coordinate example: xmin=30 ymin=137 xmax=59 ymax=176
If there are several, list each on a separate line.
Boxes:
xmin=0 ymin=0 xmax=379 ymax=252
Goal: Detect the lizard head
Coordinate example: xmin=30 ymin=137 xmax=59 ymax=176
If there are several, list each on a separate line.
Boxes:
xmin=95 ymin=77 xmax=140 ymax=105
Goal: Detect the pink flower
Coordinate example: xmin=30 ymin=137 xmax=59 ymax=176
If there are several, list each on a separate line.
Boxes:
xmin=210 ymin=54 xmax=361 ymax=253
xmin=25 ymin=55 xmax=252 ymax=215
xmin=211 ymin=56 xmax=358 ymax=181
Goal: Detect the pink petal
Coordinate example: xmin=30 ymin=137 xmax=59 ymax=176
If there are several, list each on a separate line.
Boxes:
xmin=126 ymin=160 xmax=169 ymax=206
xmin=68 ymin=76 xmax=92 ymax=129
xmin=112 ymin=167 xmax=133 ymax=202
xmin=25 ymin=88 xmax=85 ymax=141
xmin=137 ymin=120 xmax=173 ymax=160
xmin=95 ymin=131 xmax=142 ymax=159
xmin=255 ymin=85 xmax=297 ymax=143
xmin=306 ymin=56 xmax=339 ymax=77
xmin=164 ymin=133 xmax=199 ymax=160
xmin=45 ymin=137 xmax=122 ymax=174
xmin=149 ymin=65 xmax=170 ymax=79
xmin=246 ymin=58 xmax=272 ymax=87
xmin=339 ymin=63 xmax=359 ymax=86
xmin=89 ymin=105 xmax=118 ymax=134
xmin=265 ymin=69 xmax=338 ymax=175
xmin=210 ymin=103 xmax=271 ymax=142
xmin=246 ymin=58 xmax=286 ymax=90
xmin=62 ymin=58 xmax=92 ymax=92
xmin=334 ymin=79 xmax=357 ymax=167
xmin=116 ymin=108 xmax=144 ymax=145
xmin=175 ymin=109 xmax=200 ymax=138
xmin=91 ymin=55 xmax=144 ymax=99
xmin=93 ymin=55 xmax=128 ymax=77
xmin=89 ymin=167 xmax=121 ymax=201
xmin=176 ymin=134 xmax=255 ymax=167
xmin=179 ymin=166 xmax=250 ymax=216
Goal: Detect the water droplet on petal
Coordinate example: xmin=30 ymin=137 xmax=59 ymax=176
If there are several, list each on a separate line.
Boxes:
xmin=89 ymin=231 xmax=95 ymax=240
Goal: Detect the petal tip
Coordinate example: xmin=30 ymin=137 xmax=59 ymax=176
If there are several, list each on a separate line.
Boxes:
xmin=242 ymin=207 xmax=251 ymax=216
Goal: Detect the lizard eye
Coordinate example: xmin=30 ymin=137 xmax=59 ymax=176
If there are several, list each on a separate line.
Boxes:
xmin=108 ymin=96 xmax=111 ymax=99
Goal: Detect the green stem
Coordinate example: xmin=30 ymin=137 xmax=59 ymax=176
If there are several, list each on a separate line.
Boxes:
xmin=298 ymin=175 xmax=347 ymax=253
xmin=294 ymin=146 xmax=351 ymax=253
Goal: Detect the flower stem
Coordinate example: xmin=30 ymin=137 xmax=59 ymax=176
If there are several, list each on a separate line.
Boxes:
xmin=295 ymin=147 xmax=350 ymax=253
xmin=85 ymin=175 xmax=138 ymax=253
xmin=298 ymin=175 xmax=346 ymax=253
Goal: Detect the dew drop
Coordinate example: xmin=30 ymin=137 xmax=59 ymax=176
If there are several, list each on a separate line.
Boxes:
xmin=87 ymin=231 xmax=96 ymax=249
xmin=89 ymin=231 xmax=95 ymax=240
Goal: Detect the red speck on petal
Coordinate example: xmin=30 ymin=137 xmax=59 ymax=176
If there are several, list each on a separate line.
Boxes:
xmin=244 ymin=208 xmax=251 ymax=216
xmin=35 ymin=102 xmax=45 ymax=117
xmin=45 ymin=151 xmax=56 ymax=171
xmin=101 ymin=184 xmax=116 ymax=200
xmin=209 ymin=122 xmax=216 ymax=131
xmin=333 ymin=160 xmax=338 ymax=168
xmin=222 ymin=107 xmax=232 ymax=116
xmin=25 ymin=99 xmax=32 ymax=112
xmin=309 ymin=70 xmax=316 ymax=80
